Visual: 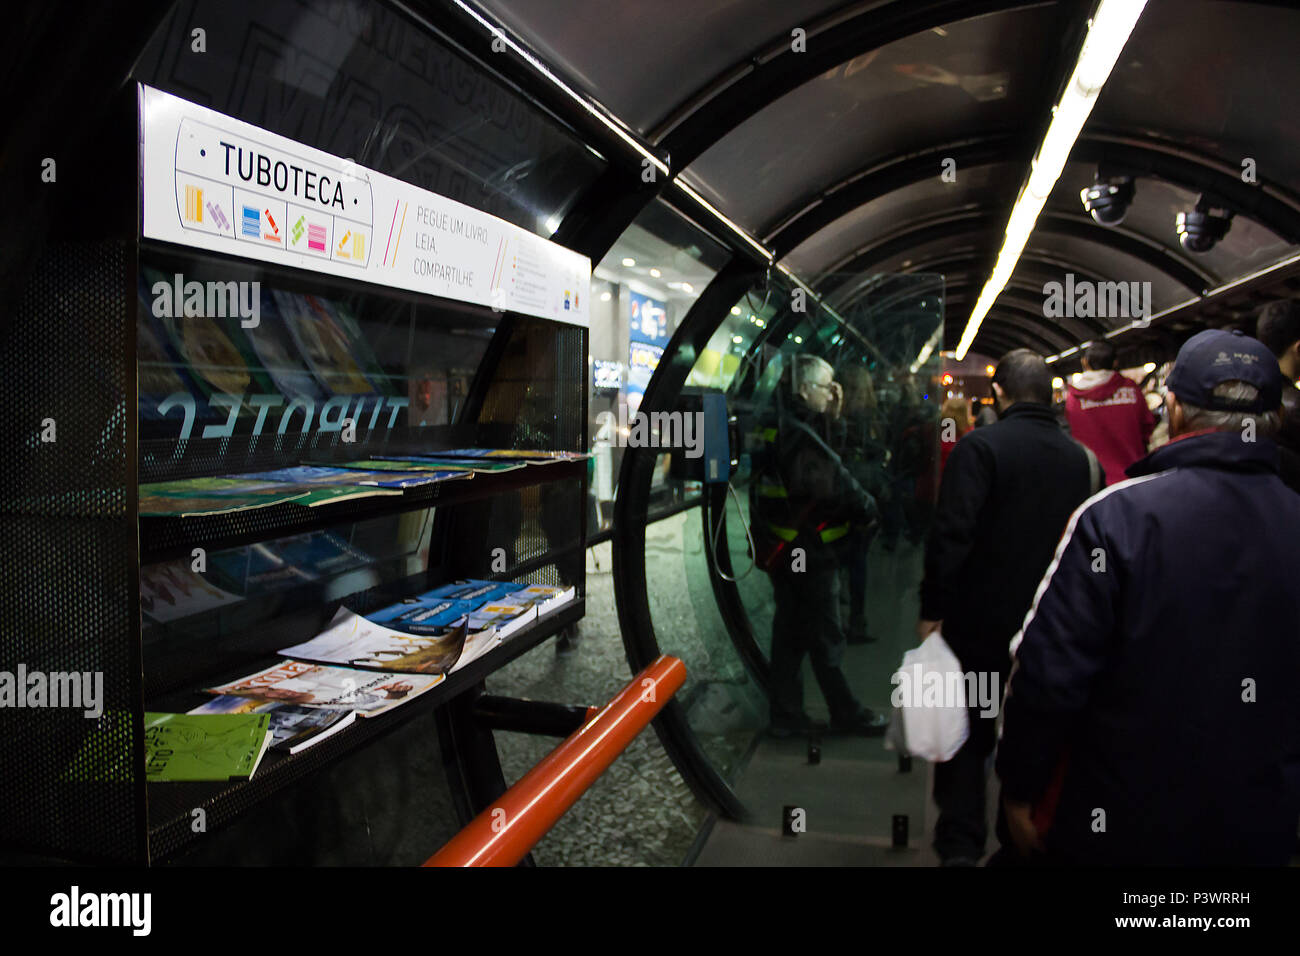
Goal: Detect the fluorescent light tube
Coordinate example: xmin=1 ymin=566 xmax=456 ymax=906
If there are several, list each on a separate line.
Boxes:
xmin=955 ymin=0 xmax=1149 ymax=360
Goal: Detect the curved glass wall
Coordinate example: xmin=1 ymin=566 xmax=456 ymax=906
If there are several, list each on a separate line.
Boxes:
xmin=586 ymin=201 xmax=732 ymax=532
xmin=487 ymin=201 xmax=731 ymax=865
xmin=621 ymin=270 xmax=945 ymax=856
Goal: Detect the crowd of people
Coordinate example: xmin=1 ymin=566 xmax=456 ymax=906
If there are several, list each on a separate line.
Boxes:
xmin=749 ymin=298 xmax=1300 ymax=866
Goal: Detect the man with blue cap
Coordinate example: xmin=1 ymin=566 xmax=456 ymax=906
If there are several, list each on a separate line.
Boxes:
xmin=994 ymin=328 xmax=1300 ymax=865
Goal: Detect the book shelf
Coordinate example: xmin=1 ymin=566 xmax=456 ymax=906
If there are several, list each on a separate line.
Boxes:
xmin=0 ymin=86 xmax=591 ymax=865
xmin=144 ymin=598 xmax=585 ymax=861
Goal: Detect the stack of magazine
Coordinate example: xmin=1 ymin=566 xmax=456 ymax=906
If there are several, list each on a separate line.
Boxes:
xmin=151 ymin=578 xmax=576 ymax=772
xmin=139 ymin=449 xmax=590 ymax=518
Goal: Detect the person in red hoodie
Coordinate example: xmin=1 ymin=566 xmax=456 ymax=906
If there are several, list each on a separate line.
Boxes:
xmin=1064 ymin=341 xmax=1154 ymax=485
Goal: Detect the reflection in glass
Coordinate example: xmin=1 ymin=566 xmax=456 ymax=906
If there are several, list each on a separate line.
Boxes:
xmin=646 ymin=273 xmax=943 ymax=807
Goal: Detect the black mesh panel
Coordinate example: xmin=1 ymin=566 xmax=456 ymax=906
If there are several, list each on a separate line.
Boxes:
xmin=0 ymin=240 xmax=144 ymax=864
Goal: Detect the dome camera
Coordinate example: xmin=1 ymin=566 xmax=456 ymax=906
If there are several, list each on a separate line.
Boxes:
xmin=1176 ymin=198 xmax=1233 ymax=254
xmin=1080 ymin=174 xmax=1135 ymax=226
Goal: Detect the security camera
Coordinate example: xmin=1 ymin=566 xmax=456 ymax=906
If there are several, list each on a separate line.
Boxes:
xmin=1080 ymin=174 xmax=1135 ymax=226
xmin=1176 ymin=197 xmax=1233 ymax=253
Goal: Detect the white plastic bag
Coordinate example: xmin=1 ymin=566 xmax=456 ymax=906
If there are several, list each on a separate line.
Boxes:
xmin=883 ymin=632 xmax=970 ymax=762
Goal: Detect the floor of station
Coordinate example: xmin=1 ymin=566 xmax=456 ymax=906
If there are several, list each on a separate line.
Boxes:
xmin=490 ymin=512 xmax=978 ymax=867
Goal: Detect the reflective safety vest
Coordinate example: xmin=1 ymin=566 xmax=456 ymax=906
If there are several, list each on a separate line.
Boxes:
xmin=751 ymin=422 xmax=850 ymax=548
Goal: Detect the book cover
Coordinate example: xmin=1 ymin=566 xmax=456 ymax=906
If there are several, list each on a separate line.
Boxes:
xmin=423 ymin=578 xmax=521 ymax=604
xmin=275 ymin=290 xmax=375 ymax=396
xmin=448 ymin=627 xmax=502 ymax=673
xmin=435 ymin=448 xmax=590 ymax=461
xmin=207 ymin=660 xmax=442 ymax=717
xmin=507 ymin=584 xmax=577 ymax=615
xmin=189 ymin=696 xmax=357 ymax=755
xmin=228 ymin=465 xmax=457 ymax=506
xmin=360 ymin=456 xmax=526 ymax=474
xmin=276 ymin=605 xmax=468 ymax=675
xmin=273 ymin=531 xmax=372 ymax=579
xmin=139 ymin=477 xmax=310 ymax=517
xmin=464 ymin=601 xmax=536 ymax=641
xmin=143 ymin=712 xmax=273 ymax=782
xmin=354 ymin=470 xmax=474 ymax=489
xmin=367 ymin=596 xmax=479 ymax=633
xmin=241 ymin=290 xmax=327 ymax=402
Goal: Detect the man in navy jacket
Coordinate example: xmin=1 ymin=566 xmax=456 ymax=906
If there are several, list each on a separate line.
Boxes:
xmin=997 ymin=329 xmax=1300 ymax=865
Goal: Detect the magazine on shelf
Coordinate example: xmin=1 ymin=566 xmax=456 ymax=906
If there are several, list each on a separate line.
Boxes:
xmin=242 ymin=290 xmax=327 ymax=401
xmin=206 ymin=532 xmax=372 ymax=595
xmin=353 ymin=470 xmax=475 ymax=489
xmin=272 ymin=289 xmax=376 ymax=396
xmin=424 ymin=578 xmax=522 ymax=604
xmin=227 ymin=466 xmax=404 ymax=507
xmin=277 ymin=607 xmax=469 ymax=675
xmin=189 ymin=695 xmax=357 ymax=755
xmin=448 ymin=627 xmax=502 ymax=672
xmin=367 ymin=596 xmax=478 ymax=633
xmin=358 ymin=456 xmax=527 ymax=474
xmin=233 ymin=464 xmax=471 ymax=499
xmin=375 ymin=596 xmax=502 ymax=669
xmin=464 ymin=601 xmax=537 ymax=641
xmin=207 ymin=660 xmax=442 ymax=717
xmin=435 ymin=448 xmax=591 ymax=462
xmin=140 ymin=560 xmax=244 ymax=622
xmin=506 ymin=584 xmax=577 ymax=615
xmin=139 ymin=477 xmax=311 ymax=517
xmin=146 ymin=266 xmax=263 ymax=400
xmin=143 ymin=712 xmax=273 ymax=782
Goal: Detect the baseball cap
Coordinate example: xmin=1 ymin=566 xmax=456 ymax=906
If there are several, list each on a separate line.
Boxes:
xmin=1165 ymin=328 xmax=1283 ymax=412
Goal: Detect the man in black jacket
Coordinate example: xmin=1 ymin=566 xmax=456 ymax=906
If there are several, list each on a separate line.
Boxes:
xmin=997 ymin=329 xmax=1300 ymax=865
xmin=752 ymin=354 xmax=887 ymax=737
xmin=918 ymin=349 xmax=1098 ymax=865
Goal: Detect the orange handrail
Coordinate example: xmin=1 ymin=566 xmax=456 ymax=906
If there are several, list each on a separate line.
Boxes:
xmin=425 ymin=654 xmax=686 ymax=867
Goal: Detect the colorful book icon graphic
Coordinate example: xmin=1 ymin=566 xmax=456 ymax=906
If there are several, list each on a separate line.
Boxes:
xmin=352 ymin=233 xmax=364 ymax=260
xmin=263 ymin=209 xmax=280 ymax=242
xmin=291 ymin=215 xmax=305 ymax=245
xmin=207 ymin=202 xmax=230 ymax=231
xmin=337 ymin=230 xmax=352 ymax=259
xmin=307 ymin=224 xmax=326 ymax=252
xmin=241 ymin=205 xmax=260 ymax=238
xmin=185 ymin=185 xmax=203 ymax=223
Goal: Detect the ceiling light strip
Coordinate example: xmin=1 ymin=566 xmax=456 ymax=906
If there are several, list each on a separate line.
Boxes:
xmin=447 ymin=0 xmax=669 ymax=175
xmin=955 ymin=0 xmax=1149 ymax=361
xmin=673 ymin=179 xmax=775 ymax=263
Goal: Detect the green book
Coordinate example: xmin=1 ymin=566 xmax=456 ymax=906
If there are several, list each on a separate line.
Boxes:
xmin=143 ymin=712 xmax=273 ymax=782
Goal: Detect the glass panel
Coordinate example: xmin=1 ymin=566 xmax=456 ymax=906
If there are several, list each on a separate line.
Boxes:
xmin=647 ymin=272 xmax=945 ymax=856
xmin=136 ymin=238 xmax=587 ymax=700
xmin=132 ymin=0 xmax=606 ymax=236
xmin=136 ymin=246 xmax=496 ymax=482
xmin=588 ymin=201 xmax=731 ymax=533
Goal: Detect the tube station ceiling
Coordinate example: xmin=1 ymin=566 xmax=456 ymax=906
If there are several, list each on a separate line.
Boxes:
xmin=477 ymin=0 xmax=1300 ymax=364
